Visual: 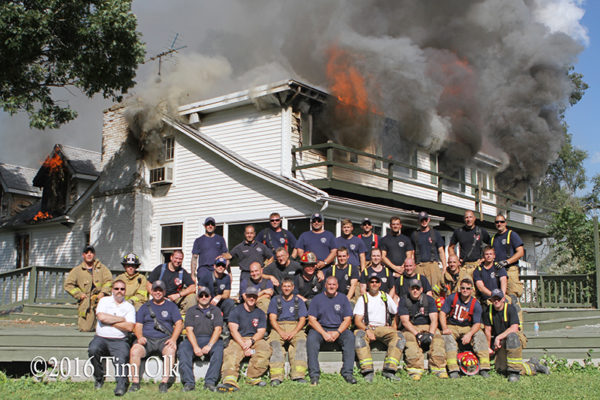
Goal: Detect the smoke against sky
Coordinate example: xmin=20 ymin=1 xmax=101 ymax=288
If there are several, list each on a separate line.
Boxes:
xmin=0 ymin=0 xmax=590 ymax=196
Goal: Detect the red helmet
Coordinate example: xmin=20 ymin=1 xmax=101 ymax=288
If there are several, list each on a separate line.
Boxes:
xmin=458 ymin=351 xmax=480 ymax=376
xmin=300 ymin=252 xmax=318 ymax=265
xmin=435 ymin=296 xmax=445 ymax=311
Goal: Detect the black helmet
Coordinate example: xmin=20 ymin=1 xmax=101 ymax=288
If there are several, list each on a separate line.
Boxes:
xmin=121 ymin=253 xmax=140 ymax=266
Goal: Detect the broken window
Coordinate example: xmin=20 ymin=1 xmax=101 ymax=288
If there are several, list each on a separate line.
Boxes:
xmin=443 ymin=167 xmax=466 ymax=193
xmin=471 ymin=169 xmax=494 ymax=200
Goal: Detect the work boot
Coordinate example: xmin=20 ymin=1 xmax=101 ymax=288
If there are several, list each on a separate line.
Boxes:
xmin=167 ymin=375 xmax=176 ymax=388
xmin=529 ymin=357 xmax=551 ymax=375
xmin=94 ymin=379 xmax=104 ymax=390
xmin=271 ymin=379 xmax=282 ymax=387
xmin=344 ymin=375 xmax=357 ymax=384
xmin=382 ymin=370 xmax=401 ymax=381
xmin=449 ymin=371 xmax=460 ymax=379
xmin=310 ymin=377 xmax=319 ymax=386
xmin=434 ymin=370 xmax=449 ymax=379
xmin=363 ymin=372 xmax=374 ymax=383
xmin=204 ymin=383 xmax=217 ymax=392
xmin=479 ymin=370 xmax=490 ymax=378
xmin=508 ymin=373 xmax=520 ymax=382
xmin=129 ymin=382 xmax=140 ymax=392
xmin=217 ymin=383 xmax=238 ymax=392
xmin=159 ymin=382 xmax=169 ymax=393
xmin=410 ymin=374 xmax=421 ymax=381
xmin=254 ymin=381 xmax=267 ymax=387
xmin=293 ymin=378 xmax=307 ymax=384
xmin=183 ymin=383 xmax=195 ymax=392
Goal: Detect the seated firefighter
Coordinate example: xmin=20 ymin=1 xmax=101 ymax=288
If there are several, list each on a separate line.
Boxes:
xmin=218 ymin=286 xmax=272 ymax=392
xmin=354 ymin=273 xmax=403 ymax=382
xmin=239 ymin=261 xmax=274 ymax=314
xmin=483 ymin=289 xmax=550 ymax=381
xmin=267 ymin=278 xmax=309 ymax=386
xmin=177 ymin=286 xmax=224 ymax=392
xmin=147 ymin=250 xmax=197 ymax=314
xmin=87 ymin=279 xmax=135 ymax=396
xmin=115 ymin=253 xmax=148 ymax=310
xmin=65 ymin=245 xmax=113 ymax=332
xmin=196 ymin=257 xmax=235 ymax=322
xmin=439 ymin=278 xmax=490 ymax=378
xmin=397 ymin=278 xmax=447 ymax=380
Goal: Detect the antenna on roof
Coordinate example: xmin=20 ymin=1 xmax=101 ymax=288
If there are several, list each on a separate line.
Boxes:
xmin=144 ymin=33 xmax=187 ymax=78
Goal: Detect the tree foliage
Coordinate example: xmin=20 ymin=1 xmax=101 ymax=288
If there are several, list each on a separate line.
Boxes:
xmin=0 ymin=0 xmax=145 ymax=129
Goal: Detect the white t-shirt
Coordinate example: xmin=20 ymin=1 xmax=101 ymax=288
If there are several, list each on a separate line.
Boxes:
xmin=353 ymin=291 xmax=397 ymax=327
xmin=95 ymin=295 xmax=136 ymax=339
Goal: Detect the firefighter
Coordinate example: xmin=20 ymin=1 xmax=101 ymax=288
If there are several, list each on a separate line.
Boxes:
xmin=442 ymin=255 xmax=462 ymax=295
xmin=267 ymin=278 xmax=309 ymax=385
xmin=324 ymin=247 xmax=360 ymax=304
xmin=358 ymin=218 xmax=379 ymax=265
xmin=411 ymin=211 xmax=446 ymax=295
xmin=474 ymin=246 xmax=507 ymax=304
xmin=439 ymin=278 xmax=490 ymax=378
xmin=115 ymin=253 xmax=148 ymax=310
xmin=296 ymin=213 xmax=337 ymax=270
xmin=229 ymin=225 xmax=273 ymax=285
xmin=397 ymin=279 xmax=447 ymax=380
xmin=354 ymin=273 xmax=403 ymax=382
xmin=380 ymin=216 xmax=414 ymax=275
xmin=257 ymin=212 xmax=298 ymax=258
xmin=448 ymin=210 xmax=491 ymax=282
xmin=335 ymin=219 xmax=367 ymax=271
xmin=239 ymin=261 xmax=274 ymax=314
xmin=146 ymin=250 xmax=197 ymax=314
xmin=483 ymin=289 xmax=550 ymax=381
xmin=64 ymin=245 xmax=112 ymax=332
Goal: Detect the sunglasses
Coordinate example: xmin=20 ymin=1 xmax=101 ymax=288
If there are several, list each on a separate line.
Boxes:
xmin=362 ymin=222 xmax=372 ymax=226
xmin=205 ymin=222 xmax=215 ymax=226
xmin=495 ymin=220 xmax=506 ymax=224
xmin=113 ymin=287 xmax=126 ymax=291
xmin=198 ymin=293 xmax=210 ymax=298
xmin=312 ymin=219 xmax=322 ymax=223
xmin=270 ymin=218 xmax=281 ymax=222
xmin=460 ymin=287 xmax=473 ymax=290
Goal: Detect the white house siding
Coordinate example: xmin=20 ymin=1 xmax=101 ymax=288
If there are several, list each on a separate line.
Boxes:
xmin=199 ymin=105 xmax=283 ymax=175
xmin=0 ymin=232 xmax=15 ymax=272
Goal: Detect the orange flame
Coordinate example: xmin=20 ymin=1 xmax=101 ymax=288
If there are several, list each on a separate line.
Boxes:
xmin=42 ymin=153 xmax=63 ymax=174
xmin=33 ymin=211 xmax=52 ymax=221
xmin=326 ymin=45 xmax=378 ymax=114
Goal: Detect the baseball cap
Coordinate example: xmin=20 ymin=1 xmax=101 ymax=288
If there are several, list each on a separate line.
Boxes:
xmin=204 ymin=217 xmax=216 ymax=225
xmin=197 ymin=286 xmax=211 ymax=296
xmin=83 ymin=245 xmax=95 ymax=254
xmin=215 ymin=257 xmax=227 ymax=266
xmin=151 ymin=280 xmax=166 ymax=291
xmin=490 ymin=289 xmax=505 ymax=299
xmin=311 ymin=212 xmax=323 ymax=221
xmin=362 ymin=218 xmax=372 ymax=225
xmin=245 ymin=286 xmax=260 ymax=297
xmin=418 ymin=211 xmax=429 ymax=221
xmin=368 ymin=273 xmax=381 ymax=282
xmin=408 ymin=278 xmax=423 ymax=288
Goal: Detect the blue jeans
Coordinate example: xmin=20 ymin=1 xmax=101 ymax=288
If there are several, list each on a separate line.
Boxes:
xmin=177 ymin=336 xmax=223 ymax=386
xmin=307 ymin=328 xmax=355 ymax=380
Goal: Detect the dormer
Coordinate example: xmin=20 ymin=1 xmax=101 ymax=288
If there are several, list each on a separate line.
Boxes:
xmin=0 ymin=163 xmax=41 ymax=220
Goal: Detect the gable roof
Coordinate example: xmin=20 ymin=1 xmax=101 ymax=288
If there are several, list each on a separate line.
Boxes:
xmin=56 ymin=144 xmax=101 ymax=178
xmin=0 ymin=163 xmax=41 ymax=197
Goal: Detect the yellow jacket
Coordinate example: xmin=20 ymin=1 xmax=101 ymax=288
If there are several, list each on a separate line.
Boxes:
xmin=115 ymin=271 xmax=148 ymax=307
xmin=64 ymin=259 xmax=112 ymax=300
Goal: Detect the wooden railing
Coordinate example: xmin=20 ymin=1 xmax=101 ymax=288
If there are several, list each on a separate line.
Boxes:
xmin=291 ymin=143 xmax=548 ymax=226
xmin=520 ymin=274 xmax=596 ymax=308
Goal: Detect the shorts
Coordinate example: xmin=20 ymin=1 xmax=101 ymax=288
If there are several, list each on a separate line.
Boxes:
xmin=137 ymin=336 xmax=168 ymax=355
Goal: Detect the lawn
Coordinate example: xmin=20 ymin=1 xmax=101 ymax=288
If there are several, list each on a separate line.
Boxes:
xmin=2 ymin=368 xmax=600 ymax=400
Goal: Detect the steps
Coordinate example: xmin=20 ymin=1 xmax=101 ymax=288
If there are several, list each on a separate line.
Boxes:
xmin=522 ymin=308 xmax=600 ymax=333
xmin=0 ymin=303 xmax=77 ymax=325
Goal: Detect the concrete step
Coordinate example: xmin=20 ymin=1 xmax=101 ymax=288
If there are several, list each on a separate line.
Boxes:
xmin=522 ymin=309 xmax=600 ymax=322
xmin=523 ymin=315 xmax=600 ymax=332
xmin=22 ymin=303 xmax=78 ymax=316
xmin=0 ymin=313 xmax=76 ymax=324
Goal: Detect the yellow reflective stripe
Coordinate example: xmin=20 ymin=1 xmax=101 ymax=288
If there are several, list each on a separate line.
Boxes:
xmin=139 ymin=290 xmax=148 ymax=296
xmin=223 ymin=376 xmax=237 ymax=384
xmin=384 ymin=357 xmax=400 ymax=366
xmin=294 ymin=365 xmax=306 ymax=372
xmin=359 ymin=358 xmax=374 ymax=366
xmin=407 ymin=368 xmax=425 ymax=373
xmin=430 ymin=367 xmax=446 ymax=372
xmin=504 ymin=303 xmax=508 ymax=321
xmin=523 ymin=362 xmax=532 ymax=375
xmin=129 ymin=296 xmax=139 ymax=302
xmin=68 ymin=288 xmax=82 ymax=296
xmin=102 ymin=282 xmax=112 ymax=288
xmin=247 ymin=377 xmax=262 ymax=384
xmin=507 ymin=230 xmax=512 ymax=244
xmin=507 ymin=357 xmax=523 ymax=363
xmin=270 ymin=368 xmax=285 ymax=375
xmin=447 ymin=359 xmax=458 ymax=366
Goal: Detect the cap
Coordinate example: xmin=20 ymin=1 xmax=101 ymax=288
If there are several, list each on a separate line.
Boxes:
xmin=408 ymin=278 xmax=423 ymax=288
xmin=367 ymin=273 xmax=381 ymax=282
xmin=204 ymin=217 xmax=216 ymax=225
xmin=83 ymin=245 xmax=95 ymax=254
xmin=490 ymin=289 xmax=505 ymax=299
xmin=151 ymin=280 xmax=166 ymax=291
xmin=362 ymin=218 xmax=372 ymax=225
xmin=300 ymin=252 xmax=318 ymax=265
xmin=245 ymin=286 xmax=260 ymax=296
xmin=215 ymin=257 xmax=227 ymax=266
xmin=121 ymin=253 xmax=140 ymax=266
xmin=197 ymin=286 xmax=211 ymax=296
xmin=418 ymin=211 xmax=429 ymax=221
xmin=311 ymin=212 xmax=323 ymax=221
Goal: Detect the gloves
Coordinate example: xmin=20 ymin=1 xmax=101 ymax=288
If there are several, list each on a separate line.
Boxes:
xmin=496 ymin=260 xmax=509 ymax=270
xmin=416 ymin=332 xmax=433 ymax=351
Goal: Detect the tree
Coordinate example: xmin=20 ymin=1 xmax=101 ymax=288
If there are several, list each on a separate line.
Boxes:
xmin=0 ymin=0 xmax=145 ymax=129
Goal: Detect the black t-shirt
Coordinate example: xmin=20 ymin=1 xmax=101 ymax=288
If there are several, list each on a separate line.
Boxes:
xmin=360 ymin=266 xmax=395 ymax=293
xmin=412 ymin=229 xmax=444 ymax=263
xmin=397 ymin=294 xmax=437 ymax=326
xmin=148 ymin=264 xmax=195 ymax=296
xmin=293 ymin=274 xmax=323 ymax=299
xmin=185 ymin=304 xmax=223 ymax=337
xmin=450 ymin=226 xmax=490 ymax=262
xmin=380 ymin=233 xmax=413 ymax=265
xmin=263 ymin=260 xmax=302 ymax=294
xmin=324 ymin=264 xmax=359 ymax=295
xmin=394 ymin=273 xmax=432 ymax=298
xmin=482 ymin=302 xmax=520 ymax=337
xmin=228 ymin=304 xmax=267 ymax=337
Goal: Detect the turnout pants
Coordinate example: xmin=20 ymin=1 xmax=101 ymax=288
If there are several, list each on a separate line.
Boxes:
xmin=443 ymin=325 xmax=490 ymax=372
xmin=88 ymin=335 xmax=130 ymax=387
xmin=506 ymin=265 xmax=524 ymax=297
xmin=458 ymin=262 xmax=479 ymax=284
xmin=177 ymin=336 xmax=224 ymax=387
xmin=173 ymin=293 xmax=197 ymax=315
xmin=403 ymin=325 xmax=446 ymax=376
xmin=416 ymin=262 xmax=443 ymax=295
xmin=307 ymin=328 xmax=355 ymax=380
xmin=221 ymin=337 xmax=271 ymax=388
xmin=494 ymin=331 xmax=535 ymax=375
xmin=354 ymin=326 xmax=404 ymax=373
xmin=268 ymin=321 xmax=308 ymax=381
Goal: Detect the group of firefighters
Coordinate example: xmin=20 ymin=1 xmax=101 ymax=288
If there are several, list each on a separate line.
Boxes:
xmin=63 ymin=210 xmax=549 ymax=395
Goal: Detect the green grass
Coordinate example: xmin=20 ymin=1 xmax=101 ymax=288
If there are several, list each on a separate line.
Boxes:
xmin=2 ymin=369 xmax=600 ymax=400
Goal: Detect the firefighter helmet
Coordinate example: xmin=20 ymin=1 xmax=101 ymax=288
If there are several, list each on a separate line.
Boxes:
xmin=121 ymin=253 xmax=140 ymax=266
xmin=300 ymin=251 xmax=318 ymax=265
xmin=458 ymin=351 xmax=480 ymax=376
xmin=435 ymin=296 xmax=445 ymax=311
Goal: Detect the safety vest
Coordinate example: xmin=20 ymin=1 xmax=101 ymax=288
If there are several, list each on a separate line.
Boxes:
xmin=362 ymin=291 xmax=390 ymax=326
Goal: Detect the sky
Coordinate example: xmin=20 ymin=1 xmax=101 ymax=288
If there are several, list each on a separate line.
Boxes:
xmin=0 ymin=0 xmax=597 ymax=191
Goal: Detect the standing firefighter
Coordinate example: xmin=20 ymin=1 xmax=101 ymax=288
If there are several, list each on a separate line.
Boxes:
xmin=483 ymin=289 xmax=550 ymax=381
xmin=64 ymin=245 xmax=112 ymax=331
xmin=448 ymin=210 xmax=490 ymax=282
xmin=411 ymin=211 xmax=446 ymax=295
xmin=115 ymin=253 xmax=148 ymax=310
xmin=397 ymin=279 xmax=447 ymax=380
xmin=354 ymin=273 xmax=403 ymax=382
xmin=268 ymin=278 xmax=309 ymax=386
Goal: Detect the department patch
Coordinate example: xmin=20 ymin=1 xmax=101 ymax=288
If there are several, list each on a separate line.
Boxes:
xmin=161 ymin=310 xmax=169 ymax=318
xmin=252 ymin=318 xmax=259 ymax=327
xmin=174 ymin=278 xmax=182 ymax=286
xmin=501 ymin=239 xmax=507 ymax=245
xmin=490 ymin=271 xmax=496 ymax=279
xmin=280 ymin=238 xmax=285 ymax=243
xmin=428 ymin=237 xmax=433 ymax=244
xmin=257 ymin=248 xmax=263 ymax=252
xmin=399 ymin=242 xmax=405 ymax=248
xmin=350 ymin=244 xmax=356 ymax=250
xmin=334 ymin=304 xmax=341 ymax=312
xmin=320 ymin=238 xmax=327 ymax=243
xmin=219 ymin=284 xmax=226 ymax=290
xmin=382 ymin=277 xmax=387 ymax=283
xmin=289 ymin=306 xmax=295 ymax=313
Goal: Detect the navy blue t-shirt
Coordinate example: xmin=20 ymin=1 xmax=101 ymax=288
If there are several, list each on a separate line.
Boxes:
xmin=394 ymin=273 xmax=432 ymax=298
xmin=267 ymin=295 xmax=308 ymax=322
xmin=192 ymin=234 xmax=228 ymax=270
xmin=147 ymin=264 xmax=195 ymax=297
xmin=412 ymin=230 xmax=444 ymax=263
xmin=324 ymin=264 xmax=359 ymax=295
xmin=335 ymin=236 xmax=367 ymax=267
xmin=380 ymin=233 xmax=413 ymax=265
xmin=397 ymin=294 xmax=437 ymax=326
xmin=360 ymin=266 xmax=395 ymax=293
xmin=473 ymin=264 xmax=507 ymax=301
xmin=358 ymin=233 xmax=378 ymax=261
xmin=296 ymin=230 xmax=337 ymax=262
xmin=308 ymin=292 xmax=353 ymax=329
xmin=229 ymin=241 xmax=273 ymax=272
xmin=256 ymin=228 xmax=297 ymax=252
xmin=491 ymin=230 xmax=524 ymax=266
xmin=228 ymin=304 xmax=267 ymax=337
xmin=441 ymin=293 xmax=482 ymax=327
xmin=136 ymin=300 xmax=182 ymax=339
xmin=197 ymin=270 xmax=231 ymax=297
xmin=240 ymin=277 xmax=274 ymax=295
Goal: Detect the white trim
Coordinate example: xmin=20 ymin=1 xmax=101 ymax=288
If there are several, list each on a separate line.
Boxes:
xmin=281 ymin=107 xmax=292 ymax=178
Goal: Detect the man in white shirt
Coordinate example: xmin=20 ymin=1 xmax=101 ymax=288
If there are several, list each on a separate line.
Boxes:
xmin=354 ymin=273 xmax=404 ymax=382
xmin=87 ymin=279 xmax=136 ymax=396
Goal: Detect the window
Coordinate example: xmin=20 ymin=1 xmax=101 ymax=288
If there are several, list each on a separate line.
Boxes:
xmin=0 ymin=189 xmax=7 ymax=217
xmin=164 ymin=137 xmax=175 ymax=161
xmin=514 ymin=187 xmax=533 ymax=211
xmin=443 ymin=167 xmax=466 ymax=193
xmin=378 ymin=119 xmax=417 ymax=179
xmin=430 ymin=154 xmax=438 ymax=184
xmin=471 ymin=170 xmax=494 ymax=199
xmin=15 ymin=234 xmax=29 ymax=268
xmin=161 ymin=224 xmax=183 ymax=262
xmin=227 ymin=222 xmax=270 ymax=249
